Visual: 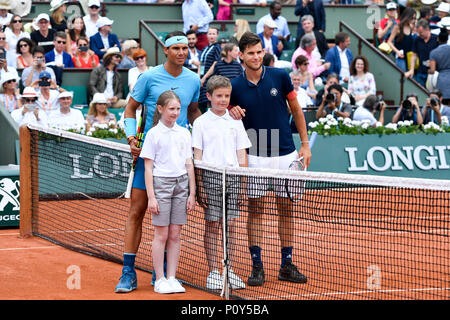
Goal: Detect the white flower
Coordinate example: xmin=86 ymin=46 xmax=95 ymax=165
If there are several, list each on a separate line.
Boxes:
xmin=385 ymin=123 xmax=398 ymax=130
xmin=375 ymin=121 xmax=382 ymax=128
xmin=441 ymin=116 xmax=448 ymax=126
xmin=327 ymin=119 xmax=338 ymax=126
xmin=93 ymin=122 xmax=100 ymax=128
xmin=337 ymin=117 xmax=344 ymax=122
xmin=324 ymin=124 xmax=330 ymax=130
xmin=111 ymin=128 xmax=118 ymax=134
xmin=309 ymin=122 xmax=317 ymax=128
xmin=319 ymin=117 xmax=327 ymax=124
xmin=108 ymin=120 xmax=115 ymax=127
xmin=397 ymin=121 xmax=404 ymax=126
xmin=89 ymin=127 xmax=95 ymax=133
xmin=361 ymin=122 xmax=369 ymax=129
xmin=343 ymin=117 xmax=352 ymax=124
xmin=98 ymin=123 xmax=108 ymax=129
xmin=86 ymin=131 xmax=92 ymax=136
xmin=326 ymin=114 xmax=334 ymax=120
xmin=351 ymin=120 xmax=361 ymax=127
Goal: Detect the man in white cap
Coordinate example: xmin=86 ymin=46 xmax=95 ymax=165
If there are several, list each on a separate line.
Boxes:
xmin=434 ymin=16 xmax=450 ymax=42
xmin=30 ymin=13 xmax=57 ymax=54
xmin=258 ymin=19 xmax=283 ymax=58
xmin=83 ymin=0 xmax=103 ymax=39
xmin=256 ymin=1 xmax=290 ymax=43
xmin=11 ymin=87 xmax=48 ymax=127
xmin=48 ymin=91 xmax=85 ymax=131
xmin=0 ymin=0 xmax=13 ymax=30
xmin=431 ymin=2 xmax=449 ymax=29
xmin=89 ymin=16 xmax=121 ymax=60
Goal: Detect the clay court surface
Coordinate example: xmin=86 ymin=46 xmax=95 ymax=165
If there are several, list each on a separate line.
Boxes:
xmin=0 ymin=228 xmax=219 ymax=300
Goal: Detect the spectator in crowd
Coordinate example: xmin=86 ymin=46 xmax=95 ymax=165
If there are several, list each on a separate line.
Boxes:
xmin=256 ymin=1 xmax=291 ymax=42
xmin=45 ymin=31 xmax=74 ymax=68
xmin=420 ymin=5 xmax=433 ymax=23
xmin=0 ymin=1 xmax=12 ymax=29
xmin=72 ymin=36 xmax=99 ymax=68
xmin=0 ymin=46 xmax=18 ymax=81
xmin=83 ymin=0 xmax=103 ymax=39
xmin=436 ymin=17 xmax=450 ymax=44
xmin=290 ymin=70 xmax=313 ymax=110
xmin=48 ymin=91 xmax=85 ymax=131
xmin=21 ymin=46 xmax=56 ymax=87
xmin=315 ymin=72 xmax=338 ymax=106
xmin=118 ymin=39 xmax=138 ymax=69
xmin=298 ymin=15 xmax=328 ymax=60
xmin=405 ymin=19 xmax=438 ymax=87
xmin=49 ymin=0 xmax=68 ymax=32
xmin=422 ymin=89 xmax=450 ymax=124
xmin=128 ymin=48 xmax=150 ymax=95
xmin=184 ymin=29 xmax=202 ymax=72
xmin=353 ymin=94 xmax=386 ymax=127
xmin=202 ymin=42 xmax=242 ymax=83
xmin=182 ymin=0 xmax=214 ymax=51
xmin=88 ymin=47 xmax=126 ymax=108
xmin=315 ymin=83 xmax=353 ymax=120
xmin=377 ymin=2 xmax=400 ymax=43
xmin=295 ymin=0 xmax=326 ymax=41
xmin=216 ymin=0 xmax=235 ymax=21
xmin=431 ymin=2 xmax=449 ymax=29
xmin=0 ymin=30 xmax=15 ymax=67
xmin=325 ymin=31 xmax=353 ymax=84
xmin=348 ymin=55 xmax=376 ymax=107
xmin=429 ymin=28 xmax=450 ymax=102
xmin=31 ymin=13 xmax=57 ymax=54
xmin=262 ymin=52 xmax=275 ymax=66
xmin=11 ymin=87 xmax=48 ymax=127
xmin=238 ymin=0 xmax=267 ymax=5
xmin=89 ymin=16 xmax=121 ymax=60
xmin=387 ymin=7 xmax=417 ymax=72
xmin=258 ymin=19 xmax=283 ymax=59
xmin=231 ymin=19 xmax=250 ymax=45
xmin=292 ymin=33 xmax=330 ymax=78
xmin=198 ymin=26 xmax=222 ymax=112
xmin=33 ymin=70 xmax=61 ymax=115
xmin=4 ymin=14 xmax=30 ymax=63
xmin=85 ymin=92 xmax=118 ymax=132
xmin=0 ymin=71 xmax=21 ymax=112
xmin=392 ymin=93 xmax=424 ymax=125
xmin=293 ymin=55 xmax=317 ymax=102
xmin=66 ymin=16 xmax=87 ymax=56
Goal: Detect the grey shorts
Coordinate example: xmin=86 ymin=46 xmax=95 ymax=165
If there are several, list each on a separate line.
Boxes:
xmin=152 ymin=174 xmax=189 ymax=226
xmin=202 ymin=171 xmax=241 ymax=222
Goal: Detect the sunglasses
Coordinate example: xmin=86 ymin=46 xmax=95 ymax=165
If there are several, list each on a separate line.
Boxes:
xmin=0 ymin=37 xmax=5 ymax=40
xmin=12 ymin=19 xmax=22 ymax=23
xmin=24 ymin=98 xmax=37 ymax=103
xmin=57 ymin=40 xmax=66 ymax=44
xmin=20 ymin=43 xmax=29 ymax=47
xmin=90 ymin=5 xmax=100 ymax=9
xmin=38 ymin=20 xmax=49 ymax=24
xmin=6 ymin=79 xmax=16 ymax=84
xmin=134 ymin=56 xmax=145 ymax=61
xmin=303 ymin=62 xmax=309 ymax=66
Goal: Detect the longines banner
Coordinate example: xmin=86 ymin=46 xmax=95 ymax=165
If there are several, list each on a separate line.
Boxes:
xmin=304 ymin=133 xmax=450 ymax=180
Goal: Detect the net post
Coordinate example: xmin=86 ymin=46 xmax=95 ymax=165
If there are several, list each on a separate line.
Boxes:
xmin=221 ymin=167 xmax=230 ymax=300
xmin=19 ymin=125 xmax=33 ymax=238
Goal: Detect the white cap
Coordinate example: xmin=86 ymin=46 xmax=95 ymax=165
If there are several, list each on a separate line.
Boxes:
xmin=437 ymin=16 xmax=450 ymax=30
xmin=437 ymin=2 xmax=450 ymax=13
xmin=96 ymin=16 xmax=114 ymax=29
xmin=0 ymin=71 xmax=19 ymax=88
xmin=386 ymin=2 xmax=397 ymax=10
xmin=88 ymin=0 xmax=101 ymax=7
xmin=263 ymin=19 xmax=277 ymax=29
xmin=36 ymin=13 xmax=50 ymax=23
xmin=58 ymin=91 xmax=73 ymax=99
xmin=420 ymin=0 xmax=437 ymax=5
xmin=49 ymin=0 xmax=68 ymax=12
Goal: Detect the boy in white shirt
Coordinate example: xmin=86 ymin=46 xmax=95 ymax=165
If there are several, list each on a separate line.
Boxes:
xmin=48 ymin=91 xmax=85 ymax=132
xmin=192 ymin=75 xmax=251 ymax=291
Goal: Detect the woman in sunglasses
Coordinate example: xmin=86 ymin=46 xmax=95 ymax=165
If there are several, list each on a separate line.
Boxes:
xmin=294 ymin=55 xmax=317 ymax=102
xmin=5 ymin=15 xmax=30 ymax=60
xmin=0 ymin=72 xmax=21 ymax=112
xmin=66 ymin=16 xmax=86 ymax=56
xmin=127 ymin=48 xmax=149 ymax=94
xmin=16 ymin=38 xmax=34 ymax=69
xmin=72 ymin=36 xmax=99 ymax=68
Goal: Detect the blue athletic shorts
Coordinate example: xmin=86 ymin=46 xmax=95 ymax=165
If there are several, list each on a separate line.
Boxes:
xmin=132 ymin=157 xmax=146 ymax=190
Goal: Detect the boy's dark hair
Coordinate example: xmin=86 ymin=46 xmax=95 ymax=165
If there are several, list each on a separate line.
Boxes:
xmin=186 ymin=29 xmax=196 ymax=37
xmin=328 ymin=83 xmax=343 ymax=94
xmin=206 ymin=75 xmax=231 ymax=95
xmin=32 ymin=46 xmax=46 ymax=56
xmin=55 ymin=31 xmax=67 ymax=41
xmin=262 ymin=53 xmax=274 ymax=66
xmin=335 ymin=32 xmax=349 ymax=45
xmin=238 ymin=31 xmax=262 ymax=53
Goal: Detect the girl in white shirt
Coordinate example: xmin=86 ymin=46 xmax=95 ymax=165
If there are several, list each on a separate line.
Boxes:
xmin=139 ymin=90 xmax=196 ymax=294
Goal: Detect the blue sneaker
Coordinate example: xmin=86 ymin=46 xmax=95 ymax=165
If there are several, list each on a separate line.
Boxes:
xmin=115 ymin=267 xmax=137 ymax=293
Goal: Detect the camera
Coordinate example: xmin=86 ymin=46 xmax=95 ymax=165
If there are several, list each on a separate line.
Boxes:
xmin=0 ymin=51 xmax=5 ymax=60
xmin=39 ymin=79 xmax=50 ymax=87
xmin=402 ymin=99 xmax=412 ymax=110
xmin=36 ymin=57 xmax=44 ymax=65
xmin=375 ymin=94 xmax=384 ymax=110
xmin=79 ymin=46 xmax=88 ymax=52
xmin=430 ymin=97 xmax=440 ymax=107
xmin=325 ymin=92 xmax=337 ymax=103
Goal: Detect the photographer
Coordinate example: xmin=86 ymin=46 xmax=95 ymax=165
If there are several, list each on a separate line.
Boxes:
xmin=31 ymin=71 xmax=61 ymax=116
xmin=421 ymin=89 xmax=450 ymax=124
xmin=392 ymin=93 xmax=424 ymax=125
xmin=0 ymin=47 xmax=18 ymax=80
xmin=315 ymin=83 xmax=353 ymax=120
xmin=11 ymin=87 xmax=48 ymax=127
xmin=21 ymin=46 xmax=56 ymax=88
xmin=353 ymin=95 xmax=386 ymax=127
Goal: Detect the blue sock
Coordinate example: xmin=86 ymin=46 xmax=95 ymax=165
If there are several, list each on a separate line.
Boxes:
xmin=249 ymin=246 xmax=262 ymax=267
xmin=281 ymin=247 xmax=293 ymax=266
xmin=123 ymin=253 xmax=136 ymax=271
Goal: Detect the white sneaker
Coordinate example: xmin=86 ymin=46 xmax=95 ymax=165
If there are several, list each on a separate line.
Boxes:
xmin=167 ymin=277 xmax=186 ymax=293
xmin=154 ymin=277 xmax=173 ymax=294
xmin=226 ymin=269 xmax=246 ymax=290
xmin=206 ymin=270 xmax=223 ymax=290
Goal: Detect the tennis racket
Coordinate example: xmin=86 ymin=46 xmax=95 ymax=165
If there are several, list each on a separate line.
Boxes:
xmin=285 ymin=156 xmax=306 ymax=203
xmin=125 ymin=104 xmax=147 ymax=199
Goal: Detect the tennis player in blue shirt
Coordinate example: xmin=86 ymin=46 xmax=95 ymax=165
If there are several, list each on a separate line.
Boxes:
xmin=229 ymin=32 xmax=311 ymax=287
xmin=115 ymin=31 xmax=201 ymax=293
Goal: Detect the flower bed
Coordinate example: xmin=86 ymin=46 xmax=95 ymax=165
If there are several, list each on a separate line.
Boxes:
xmin=65 ymin=121 xmax=126 ymax=140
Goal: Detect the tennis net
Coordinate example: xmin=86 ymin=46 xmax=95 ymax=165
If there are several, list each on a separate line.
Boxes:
xmin=21 ymin=124 xmax=450 ymax=300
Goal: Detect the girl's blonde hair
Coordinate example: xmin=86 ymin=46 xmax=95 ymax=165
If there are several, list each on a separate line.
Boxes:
xmin=152 ymin=90 xmax=181 ymax=127
xmin=51 ymin=5 xmax=66 ymax=24
xmin=87 ymin=102 xmax=110 ymax=117
xmin=221 ymin=42 xmax=236 ymax=58
xmin=234 ymin=19 xmax=250 ymax=42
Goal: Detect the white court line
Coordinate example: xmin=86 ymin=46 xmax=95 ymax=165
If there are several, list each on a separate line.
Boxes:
xmin=0 ymin=233 xmax=20 ymax=236
xmin=256 ymin=286 xmax=450 ymax=300
xmin=0 ymin=245 xmax=58 ymax=251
